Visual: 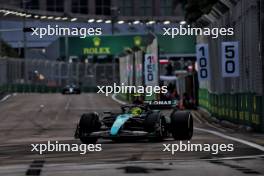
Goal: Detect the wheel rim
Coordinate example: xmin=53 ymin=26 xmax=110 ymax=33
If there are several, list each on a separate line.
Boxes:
xmin=187 ymin=114 xmax=193 ymax=138
xmin=158 ymin=118 xmax=166 ymax=137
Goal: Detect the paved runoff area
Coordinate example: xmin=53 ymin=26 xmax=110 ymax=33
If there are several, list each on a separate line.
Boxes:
xmin=0 ymin=93 xmax=263 ymax=176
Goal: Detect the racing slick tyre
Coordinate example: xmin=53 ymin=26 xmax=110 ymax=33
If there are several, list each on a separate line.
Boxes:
xmin=170 ymin=111 xmax=193 ymax=140
xmin=78 ymin=113 xmax=101 ymax=144
xmin=145 ymin=112 xmax=167 ymax=141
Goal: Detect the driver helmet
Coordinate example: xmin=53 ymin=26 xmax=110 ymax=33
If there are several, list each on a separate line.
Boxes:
xmin=130 ymin=107 xmax=142 ymax=116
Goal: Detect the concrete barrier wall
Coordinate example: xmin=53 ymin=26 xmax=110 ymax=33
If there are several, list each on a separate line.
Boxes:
xmin=197 ymin=0 xmax=264 ymax=132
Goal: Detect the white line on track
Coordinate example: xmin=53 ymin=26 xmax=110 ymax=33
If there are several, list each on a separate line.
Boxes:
xmin=195 ymin=127 xmax=264 ymax=152
xmin=0 ymin=94 xmax=11 ymax=102
xmin=211 ymin=154 xmax=264 ymax=160
xmin=111 ymin=94 xmax=126 ymax=105
xmin=65 ymin=97 xmax=72 ymax=110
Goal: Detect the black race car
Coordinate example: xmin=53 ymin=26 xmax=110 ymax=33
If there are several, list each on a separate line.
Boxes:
xmin=75 ymin=104 xmax=193 ymax=144
xmin=62 ymin=84 xmax=81 ymax=94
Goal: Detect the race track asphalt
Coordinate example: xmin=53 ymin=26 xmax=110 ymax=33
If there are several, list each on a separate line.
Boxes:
xmin=0 ymin=93 xmax=263 ymax=176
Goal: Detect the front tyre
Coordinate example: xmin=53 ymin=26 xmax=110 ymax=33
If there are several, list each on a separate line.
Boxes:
xmin=78 ymin=113 xmax=101 ymax=144
xmin=145 ymin=112 xmax=167 ymax=141
xmin=170 ymin=111 xmax=193 ymax=140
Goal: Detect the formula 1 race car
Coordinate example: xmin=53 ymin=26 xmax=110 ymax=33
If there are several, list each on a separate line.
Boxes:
xmin=74 ymin=104 xmax=193 ymax=144
xmin=62 ymin=84 xmax=81 ymax=94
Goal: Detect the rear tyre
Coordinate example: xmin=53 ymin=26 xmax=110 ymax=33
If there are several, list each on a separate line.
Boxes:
xmin=170 ymin=111 xmax=193 ymax=140
xmin=78 ymin=113 xmax=101 ymax=144
xmin=145 ymin=112 xmax=167 ymax=141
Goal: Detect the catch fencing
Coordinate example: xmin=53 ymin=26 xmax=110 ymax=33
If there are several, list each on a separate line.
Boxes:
xmin=197 ymin=0 xmax=263 ymax=132
xmin=0 ymin=58 xmax=119 ymax=93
